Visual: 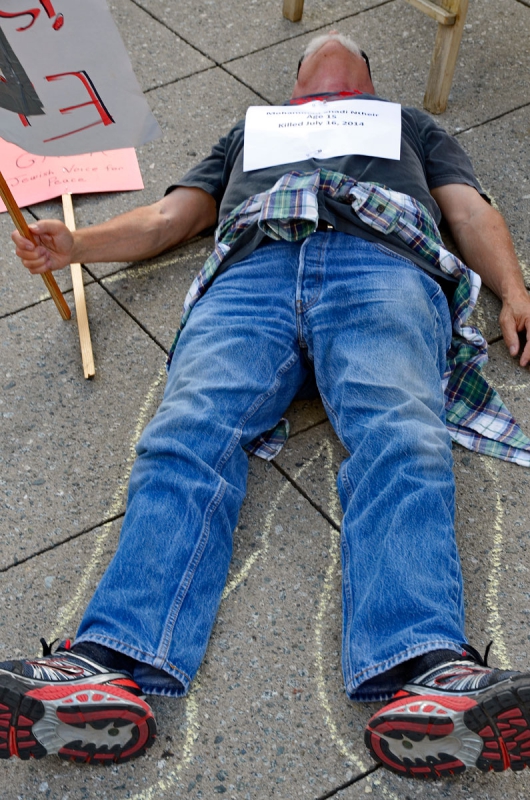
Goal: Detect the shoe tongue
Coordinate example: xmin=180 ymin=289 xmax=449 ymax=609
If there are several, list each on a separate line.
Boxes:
xmin=48 ymin=650 xmax=107 ymax=675
xmin=408 ymin=649 xmax=467 ymax=681
xmin=405 ymin=660 xmax=484 ymax=693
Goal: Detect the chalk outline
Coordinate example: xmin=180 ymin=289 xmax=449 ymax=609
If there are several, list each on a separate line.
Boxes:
xmin=41 ymin=243 xmax=524 ymax=795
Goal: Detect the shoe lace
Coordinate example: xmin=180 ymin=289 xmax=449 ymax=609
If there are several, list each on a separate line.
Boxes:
xmin=40 ymin=637 xmax=59 ymax=657
xmin=461 ymin=640 xmax=493 ymax=667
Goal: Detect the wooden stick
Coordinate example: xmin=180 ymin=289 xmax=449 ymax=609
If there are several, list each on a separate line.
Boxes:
xmin=423 ymin=0 xmax=469 ymax=114
xmin=0 ymin=169 xmax=71 ymax=320
xmin=61 ymin=193 xmax=95 ymax=379
xmin=283 ymin=0 xmax=304 ymax=21
xmin=405 ymin=0 xmax=456 ymax=25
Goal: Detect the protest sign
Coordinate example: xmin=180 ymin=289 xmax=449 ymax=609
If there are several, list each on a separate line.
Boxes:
xmin=0 ymin=138 xmax=144 ymax=211
xmin=244 ymin=100 xmax=401 ymax=172
xmin=0 ymin=0 xmax=161 ymax=155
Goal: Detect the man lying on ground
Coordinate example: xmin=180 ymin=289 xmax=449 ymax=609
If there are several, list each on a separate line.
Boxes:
xmin=5 ymin=31 xmax=530 ymax=779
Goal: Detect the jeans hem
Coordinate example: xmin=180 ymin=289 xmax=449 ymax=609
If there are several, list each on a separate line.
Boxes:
xmin=73 ymin=634 xmax=191 ymax=698
xmin=346 ymin=639 xmax=465 ymax=703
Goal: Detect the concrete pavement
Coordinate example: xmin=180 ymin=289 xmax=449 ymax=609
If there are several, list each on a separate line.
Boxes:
xmin=1 ymin=0 xmax=530 ymax=797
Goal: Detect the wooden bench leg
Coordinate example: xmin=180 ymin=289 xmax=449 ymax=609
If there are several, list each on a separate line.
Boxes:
xmin=283 ymin=0 xmax=305 ymax=22
xmin=423 ymin=0 xmax=469 ymax=114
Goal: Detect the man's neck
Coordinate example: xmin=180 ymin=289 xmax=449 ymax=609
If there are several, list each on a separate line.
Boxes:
xmin=288 ymin=89 xmax=364 ymax=105
xmin=291 ymin=61 xmax=375 ymax=100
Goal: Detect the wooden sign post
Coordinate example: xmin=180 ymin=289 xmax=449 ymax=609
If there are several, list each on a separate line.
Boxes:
xmin=62 ymin=193 xmax=95 ymax=379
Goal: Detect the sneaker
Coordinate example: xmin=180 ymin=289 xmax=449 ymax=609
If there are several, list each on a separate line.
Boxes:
xmin=364 ymin=645 xmax=530 ymax=779
xmin=0 ymin=639 xmax=156 ymax=764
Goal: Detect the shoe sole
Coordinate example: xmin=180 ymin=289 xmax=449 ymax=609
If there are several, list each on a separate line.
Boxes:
xmin=364 ymin=677 xmax=530 ymax=779
xmin=0 ymin=676 xmax=156 ymax=764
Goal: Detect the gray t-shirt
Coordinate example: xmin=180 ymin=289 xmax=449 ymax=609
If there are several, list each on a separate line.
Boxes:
xmin=169 ymin=94 xmax=485 ymax=284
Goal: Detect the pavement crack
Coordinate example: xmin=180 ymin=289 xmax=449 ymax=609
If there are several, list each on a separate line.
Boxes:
xmin=82 ymin=264 xmax=169 ymax=355
xmin=0 ymin=290 xmax=73 ymax=320
xmin=288 ymin=417 xmax=329 ymax=439
xmin=129 ymin=0 xmax=215 ymax=64
xmin=315 ymin=764 xmax=381 ymax=799
xmin=272 ymin=460 xmax=341 ymax=532
xmin=1 ymin=512 xmax=125 ymax=574
xmin=454 ymin=100 xmax=530 ymax=137
xmin=221 ymin=0 xmax=395 ymax=66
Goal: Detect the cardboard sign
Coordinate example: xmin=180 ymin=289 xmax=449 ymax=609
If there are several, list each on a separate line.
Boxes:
xmin=244 ymin=100 xmax=402 ymax=172
xmin=0 ymin=0 xmax=161 ymax=156
xmin=0 ymin=137 xmax=143 ymax=211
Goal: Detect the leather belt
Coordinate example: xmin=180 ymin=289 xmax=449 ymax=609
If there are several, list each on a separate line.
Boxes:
xmin=316 ymin=219 xmax=335 ymax=231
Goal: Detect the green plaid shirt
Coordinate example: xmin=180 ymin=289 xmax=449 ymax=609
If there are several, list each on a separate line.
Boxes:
xmin=168 ymin=169 xmax=530 ymax=466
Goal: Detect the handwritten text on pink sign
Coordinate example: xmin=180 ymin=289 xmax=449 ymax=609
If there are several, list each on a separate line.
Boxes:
xmin=0 ymin=138 xmax=143 ymax=211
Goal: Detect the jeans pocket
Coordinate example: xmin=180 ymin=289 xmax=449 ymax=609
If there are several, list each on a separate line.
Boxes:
xmin=373 ymin=241 xmax=421 ymax=269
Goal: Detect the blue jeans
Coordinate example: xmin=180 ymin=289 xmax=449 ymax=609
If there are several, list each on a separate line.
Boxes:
xmin=77 ymin=233 xmax=465 ymax=700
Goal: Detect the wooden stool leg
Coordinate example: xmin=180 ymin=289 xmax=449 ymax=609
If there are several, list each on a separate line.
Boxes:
xmin=283 ymin=0 xmax=304 ymax=22
xmin=423 ymin=0 xmax=469 ymax=114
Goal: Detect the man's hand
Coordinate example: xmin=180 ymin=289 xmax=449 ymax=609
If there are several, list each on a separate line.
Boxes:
xmin=12 ymin=220 xmax=75 ymax=274
xmin=499 ymin=292 xmax=530 ymax=367
xmin=431 ymin=183 xmax=530 ymax=367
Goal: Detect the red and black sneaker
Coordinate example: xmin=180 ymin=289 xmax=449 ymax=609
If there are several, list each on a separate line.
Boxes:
xmin=0 ymin=639 xmax=156 ymax=764
xmin=365 ymin=645 xmax=530 ymax=779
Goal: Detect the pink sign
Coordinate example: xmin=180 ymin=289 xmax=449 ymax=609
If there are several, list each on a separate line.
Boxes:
xmin=0 ymin=137 xmax=143 ymax=211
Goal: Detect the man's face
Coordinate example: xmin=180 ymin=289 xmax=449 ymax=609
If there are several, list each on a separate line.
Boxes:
xmin=293 ymin=35 xmax=374 ymax=98
xmin=297 ymin=37 xmax=366 ymax=83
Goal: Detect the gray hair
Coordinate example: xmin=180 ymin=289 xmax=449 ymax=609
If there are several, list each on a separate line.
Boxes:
xmin=301 ymin=32 xmax=362 ymax=61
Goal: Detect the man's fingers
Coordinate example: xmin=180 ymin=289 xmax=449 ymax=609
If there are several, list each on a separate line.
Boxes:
xmin=12 ymin=231 xmax=53 ymax=273
xmin=519 ymin=321 xmax=530 ymax=367
xmin=500 ymin=301 xmax=530 ymax=367
xmin=500 ymin=311 xmax=520 ymax=357
xmin=11 ymin=230 xmax=36 ymax=251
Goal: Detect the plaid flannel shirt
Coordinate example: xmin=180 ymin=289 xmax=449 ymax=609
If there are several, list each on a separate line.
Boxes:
xmin=168 ymin=168 xmax=530 ymax=466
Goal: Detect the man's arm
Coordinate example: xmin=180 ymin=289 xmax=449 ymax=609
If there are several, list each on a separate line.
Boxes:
xmin=431 ymin=183 xmax=530 ymax=367
xmin=12 ymin=186 xmax=217 ymax=274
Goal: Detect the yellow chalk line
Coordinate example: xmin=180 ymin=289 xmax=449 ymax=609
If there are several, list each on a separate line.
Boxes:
xmin=310 ymin=438 xmax=396 ymax=795
xmin=469 ymin=301 xmax=487 ymax=332
xmin=493 ymin=381 xmax=530 ymax=391
xmin=131 ymin=462 xmax=297 ymax=799
xmin=129 ymin=689 xmax=201 ymax=800
xmin=312 ymin=439 xmax=366 ymax=769
xmin=50 ymin=366 xmax=166 ymax=640
xmin=130 ymin=456 xmax=300 ymax=799
xmin=102 ymin=248 xmax=209 ymax=286
xmin=131 ymin=440 xmax=371 ymax=799
xmin=36 ymin=243 xmax=211 ymax=302
xmin=48 ymin=362 xmax=206 ymax=800
xmin=481 ymin=457 xmax=510 ymax=669
xmin=48 ymin=398 xmax=394 ymax=796
xmin=222 ymin=478 xmax=290 ymax=600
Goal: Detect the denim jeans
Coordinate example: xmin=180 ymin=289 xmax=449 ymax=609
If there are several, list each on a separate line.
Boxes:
xmin=76 ymin=232 xmax=466 ymax=700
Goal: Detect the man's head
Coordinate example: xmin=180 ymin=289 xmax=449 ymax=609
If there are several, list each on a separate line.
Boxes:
xmin=292 ymin=31 xmax=375 ymax=99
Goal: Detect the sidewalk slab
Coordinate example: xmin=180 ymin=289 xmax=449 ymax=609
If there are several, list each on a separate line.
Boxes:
xmin=134 ymin=0 xmax=379 ymax=63
xmin=0 ymin=282 xmax=165 ymax=569
xmin=111 ymin=0 xmax=213 ymax=92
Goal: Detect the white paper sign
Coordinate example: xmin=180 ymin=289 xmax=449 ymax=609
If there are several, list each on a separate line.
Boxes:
xmin=243 ymin=100 xmax=401 ymax=172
